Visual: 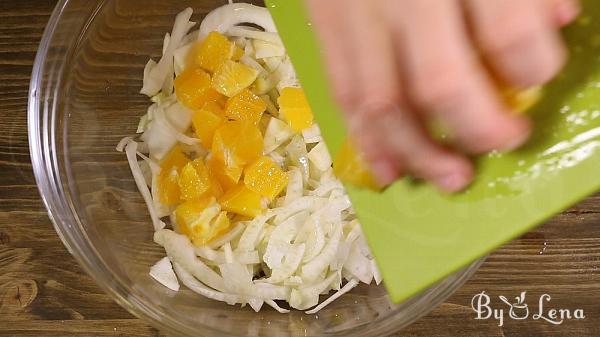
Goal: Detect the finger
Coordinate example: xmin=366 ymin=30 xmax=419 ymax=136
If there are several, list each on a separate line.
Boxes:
xmin=341 ymin=0 xmax=404 ymax=185
xmin=342 ymin=0 xmax=473 ymax=191
xmin=305 ymin=0 xmax=357 ymax=112
xmin=384 ymin=0 xmax=531 ymax=154
xmin=465 ymin=0 xmax=567 ymax=88
xmin=309 ymin=0 xmax=403 ymax=185
xmin=353 ymin=106 xmax=474 ymax=192
xmin=352 ymin=123 xmax=403 ymax=187
xmin=552 ymin=0 xmax=581 ymax=27
xmin=334 ymin=0 xmax=473 ymax=191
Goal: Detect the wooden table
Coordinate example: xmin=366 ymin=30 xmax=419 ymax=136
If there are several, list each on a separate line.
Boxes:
xmin=1 ymin=1 xmax=600 ymax=336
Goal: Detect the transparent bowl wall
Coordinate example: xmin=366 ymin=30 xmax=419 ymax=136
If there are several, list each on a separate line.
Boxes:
xmin=28 ymin=0 xmax=483 ymax=336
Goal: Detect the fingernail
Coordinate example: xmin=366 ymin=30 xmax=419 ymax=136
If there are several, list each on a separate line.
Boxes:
xmin=435 ymin=171 xmax=471 ymax=193
xmin=557 ymin=0 xmax=581 ymax=27
xmin=370 ymin=160 xmax=399 ymax=186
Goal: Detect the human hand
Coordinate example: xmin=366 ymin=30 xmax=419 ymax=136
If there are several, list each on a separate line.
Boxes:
xmin=306 ymin=0 xmax=580 ymax=192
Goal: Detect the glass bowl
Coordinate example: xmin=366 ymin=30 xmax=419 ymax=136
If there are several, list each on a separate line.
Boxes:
xmin=28 ymin=0 xmax=484 ymax=336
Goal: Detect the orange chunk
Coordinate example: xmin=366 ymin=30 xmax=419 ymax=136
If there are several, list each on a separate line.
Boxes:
xmin=212 ymin=60 xmax=259 ymax=97
xmin=502 ymin=86 xmax=543 ymax=114
xmin=157 ymin=145 xmax=189 ymax=205
xmin=207 ymin=155 xmax=243 ymax=192
xmin=244 ymin=156 xmax=288 ymax=200
xmin=333 ymin=139 xmax=381 ymax=191
xmin=178 ymin=159 xmax=211 ymax=201
xmin=192 ymin=102 xmax=224 ymax=149
xmin=219 ymin=184 xmax=265 ymax=218
xmin=232 ymin=44 xmax=244 ymax=61
xmin=174 ymin=66 xmax=223 ymax=110
xmin=175 ymin=197 xmax=214 ymax=235
xmin=208 ymin=173 xmax=225 ymax=199
xmin=212 ymin=121 xmax=264 ymax=168
xmin=278 ymin=87 xmax=314 ymax=132
xmin=206 ymin=211 xmax=231 ymax=244
xmin=158 ymin=169 xmax=181 ymax=206
xmin=175 ymin=197 xmax=223 ymax=246
xmin=192 ymin=31 xmax=241 ymax=73
xmin=213 ymin=94 xmax=228 ymax=109
xmin=225 ymin=89 xmax=266 ymax=125
xmin=160 ymin=145 xmax=189 ymax=170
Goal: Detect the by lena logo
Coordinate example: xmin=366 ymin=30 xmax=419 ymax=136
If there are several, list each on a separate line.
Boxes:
xmin=471 ymin=291 xmax=585 ymax=327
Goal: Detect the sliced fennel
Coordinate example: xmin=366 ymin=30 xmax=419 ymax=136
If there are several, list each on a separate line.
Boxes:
xmin=149 ymin=257 xmax=180 ymax=291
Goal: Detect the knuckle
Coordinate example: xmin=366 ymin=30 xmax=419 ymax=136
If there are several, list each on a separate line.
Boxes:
xmin=357 ymin=97 xmax=398 ymax=119
xmin=412 ymin=66 xmax=466 ymax=110
xmin=332 ymin=85 xmax=357 ymax=111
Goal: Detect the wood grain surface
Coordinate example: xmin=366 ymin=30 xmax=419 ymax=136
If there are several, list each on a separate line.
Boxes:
xmin=1 ymin=1 xmax=600 ymax=336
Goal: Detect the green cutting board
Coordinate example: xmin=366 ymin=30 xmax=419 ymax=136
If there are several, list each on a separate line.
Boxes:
xmin=266 ymin=0 xmax=600 ymax=303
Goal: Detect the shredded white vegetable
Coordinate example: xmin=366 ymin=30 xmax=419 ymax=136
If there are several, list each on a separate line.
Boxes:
xmin=116 ymin=136 xmax=133 ymax=152
xmin=300 ymin=217 xmax=326 ymax=263
xmin=265 ymin=300 xmax=290 ymax=314
xmin=196 ymin=246 xmax=260 ymax=265
xmin=343 ymin=242 xmax=374 ymax=284
xmin=283 ymin=168 xmax=303 ymax=205
xmin=207 ymin=222 xmax=246 ymax=249
xmin=150 ymin=257 xmax=180 ymax=291
xmin=307 ymin=142 xmax=333 ymax=172
xmin=153 ymin=105 xmax=200 ymax=146
xmin=301 ymin=222 xmax=343 ymax=282
xmin=263 ymin=211 xmax=307 ymax=269
xmin=199 ymin=4 xmax=277 ymax=40
xmin=173 ymin=262 xmax=245 ymax=306
xmin=141 ymin=8 xmax=195 ymax=96
xmin=173 ymin=44 xmax=193 ymax=76
xmin=302 ymin=124 xmax=323 ymax=144
xmin=372 ymin=259 xmax=383 ymax=285
xmin=240 ymin=55 xmax=269 ymax=76
xmin=125 ymin=140 xmax=165 ymax=231
xmin=120 ymin=4 xmax=382 ymax=314
xmin=253 ymin=39 xmax=286 ymax=59
xmin=155 ymin=230 xmax=226 ymax=291
xmin=264 ymin=117 xmax=294 ymax=154
xmin=227 ymin=27 xmax=282 ymax=44
xmin=305 ymin=279 xmax=359 ymax=314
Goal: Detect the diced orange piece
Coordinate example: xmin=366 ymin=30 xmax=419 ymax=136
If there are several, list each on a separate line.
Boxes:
xmin=502 ymin=86 xmax=543 ymax=114
xmin=192 ymin=31 xmax=240 ymax=73
xmin=212 ymin=121 xmax=264 ymax=168
xmin=160 ymin=144 xmax=189 ymax=170
xmin=232 ymin=44 xmax=244 ymax=61
xmin=205 ymin=211 xmax=231 ymax=245
xmin=219 ymin=184 xmax=265 ymax=218
xmin=192 ymin=102 xmax=224 ymax=149
xmin=225 ymin=89 xmax=266 ymax=125
xmin=333 ymin=139 xmax=382 ymax=191
xmin=207 ymin=155 xmax=243 ymax=192
xmin=278 ymin=87 xmax=314 ymax=132
xmin=178 ymin=159 xmax=211 ymax=201
xmin=215 ymin=94 xmax=228 ymax=108
xmin=175 ymin=197 xmax=223 ymax=246
xmin=212 ymin=60 xmax=259 ymax=97
xmin=244 ymin=156 xmax=288 ymax=200
xmin=207 ymin=174 xmax=225 ymax=199
xmin=157 ymin=145 xmax=189 ymax=205
xmin=175 ymin=197 xmax=214 ymax=235
xmin=158 ymin=168 xmax=181 ymax=206
xmin=174 ymin=66 xmax=223 ymax=110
